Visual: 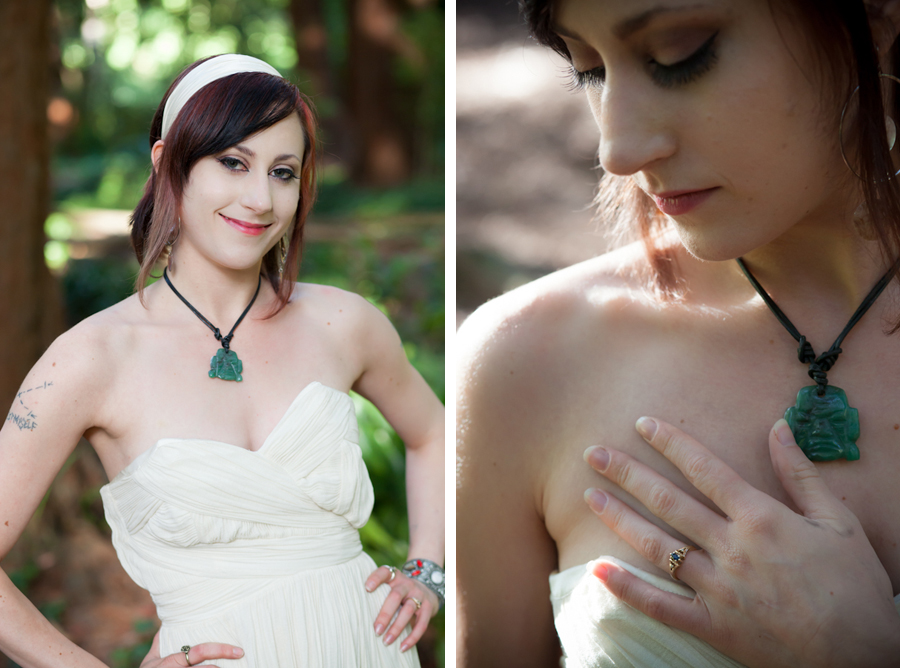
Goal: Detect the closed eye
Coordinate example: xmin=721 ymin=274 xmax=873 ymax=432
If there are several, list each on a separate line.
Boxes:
xmin=567 ymin=31 xmax=719 ymax=91
xmin=567 ymin=65 xmax=606 ymax=91
xmin=648 ymin=31 xmax=718 ymax=88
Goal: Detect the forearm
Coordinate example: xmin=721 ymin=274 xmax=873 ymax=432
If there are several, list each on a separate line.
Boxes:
xmin=0 ymin=567 xmax=107 ymax=668
xmin=404 ymin=430 xmax=444 ymax=565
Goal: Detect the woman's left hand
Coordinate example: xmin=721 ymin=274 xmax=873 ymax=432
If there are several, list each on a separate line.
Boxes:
xmin=583 ymin=417 xmax=900 ymax=668
xmin=365 ymin=565 xmax=439 ymax=653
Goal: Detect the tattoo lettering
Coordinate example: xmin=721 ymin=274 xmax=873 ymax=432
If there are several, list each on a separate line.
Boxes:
xmin=6 ymin=411 xmax=37 ymax=431
xmin=6 ymin=381 xmax=53 ymax=432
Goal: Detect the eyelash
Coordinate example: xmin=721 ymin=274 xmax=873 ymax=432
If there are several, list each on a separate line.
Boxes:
xmin=567 ymin=31 xmax=719 ymax=91
xmin=217 ymin=156 xmax=299 ymax=182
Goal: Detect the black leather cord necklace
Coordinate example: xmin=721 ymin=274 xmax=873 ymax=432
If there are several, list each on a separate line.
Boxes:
xmin=163 ymin=268 xmax=261 ymax=382
xmin=736 ymin=257 xmax=896 ymax=461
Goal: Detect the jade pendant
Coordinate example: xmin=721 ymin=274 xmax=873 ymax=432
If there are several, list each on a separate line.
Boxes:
xmin=784 ymin=386 xmax=859 ymax=461
xmin=209 ymin=348 xmax=243 ymax=382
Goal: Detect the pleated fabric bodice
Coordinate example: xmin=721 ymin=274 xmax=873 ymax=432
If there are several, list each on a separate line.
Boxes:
xmin=100 ymin=382 xmax=419 ymax=667
xmin=550 ymin=556 xmax=900 ymax=668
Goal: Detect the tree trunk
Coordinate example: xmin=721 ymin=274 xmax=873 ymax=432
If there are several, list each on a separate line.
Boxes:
xmin=347 ymin=0 xmax=414 ymax=186
xmin=0 ymin=0 xmax=63 ymax=409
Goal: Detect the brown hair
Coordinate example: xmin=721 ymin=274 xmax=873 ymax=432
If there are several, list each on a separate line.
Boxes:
xmin=130 ymin=57 xmax=318 ymax=314
xmin=520 ymin=0 xmax=900 ymax=296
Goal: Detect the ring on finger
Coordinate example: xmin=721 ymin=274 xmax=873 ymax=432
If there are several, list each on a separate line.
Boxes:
xmin=405 ymin=596 xmax=422 ymax=610
xmin=181 ymin=645 xmax=193 ymax=667
xmin=384 ymin=565 xmax=397 ymax=582
xmin=668 ymin=546 xmax=697 ymax=581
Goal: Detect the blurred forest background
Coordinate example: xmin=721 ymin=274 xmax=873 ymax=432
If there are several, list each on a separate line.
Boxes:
xmin=456 ymin=0 xmax=605 ymax=326
xmin=0 ymin=0 xmax=444 ymax=665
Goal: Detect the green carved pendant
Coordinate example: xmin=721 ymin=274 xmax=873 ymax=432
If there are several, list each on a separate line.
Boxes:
xmin=209 ymin=348 xmax=243 ymax=382
xmin=784 ymin=386 xmax=860 ymax=462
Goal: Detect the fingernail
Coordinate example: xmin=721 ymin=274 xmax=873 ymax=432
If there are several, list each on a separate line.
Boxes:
xmin=774 ymin=419 xmax=794 ymax=446
xmin=584 ymin=488 xmax=608 ymax=512
xmin=636 ymin=417 xmax=657 ymax=440
xmin=584 ymin=446 xmax=609 ymax=471
xmin=374 ymin=623 xmax=384 ymax=636
xmin=592 ymin=562 xmax=609 ymax=583
xmin=365 ymin=582 xmax=374 ymax=592
xmin=233 ymin=648 xmax=244 ymax=658
xmin=384 ymin=633 xmax=395 ymax=646
xmin=400 ymin=643 xmax=409 ymax=652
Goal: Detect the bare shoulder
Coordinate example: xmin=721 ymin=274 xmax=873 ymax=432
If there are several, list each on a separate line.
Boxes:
xmin=455 ymin=245 xmax=659 ymax=668
xmin=33 ymin=296 xmax=140 ymax=389
xmin=459 ymin=242 xmax=652 ymax=370
xmin=291 ymin=281 xmax=387 ymax=324
xmin=459 ymin=243 xmax=654 ymax=410
xmin=290 ymin=281 xmax=398 ymax=344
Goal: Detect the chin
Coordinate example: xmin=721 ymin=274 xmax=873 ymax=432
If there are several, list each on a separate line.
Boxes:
xmin=674 ymin=225 xmax=768 ymax=263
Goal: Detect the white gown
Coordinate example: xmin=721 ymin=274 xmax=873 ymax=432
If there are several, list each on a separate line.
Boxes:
xmin=550 ymin=556 xmax=900 ymax=668
xmin=100 ymin=382 xmax=420 ymax=667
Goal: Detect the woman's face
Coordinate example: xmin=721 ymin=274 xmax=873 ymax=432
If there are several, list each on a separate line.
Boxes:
xmin=553 ymin=0 xmax=856 ymax=261
xmin=177 ymin=113 xmax=305 ymax=271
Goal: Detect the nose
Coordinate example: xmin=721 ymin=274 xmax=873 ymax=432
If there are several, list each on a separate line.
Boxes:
xmin=240 ymin=170 xmax=273 ymax=213
xmin=592 ymin=79 xmax=677 ymax=177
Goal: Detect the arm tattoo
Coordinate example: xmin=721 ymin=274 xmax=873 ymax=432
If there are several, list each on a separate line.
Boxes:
xmin=5 ymin=381 xmax=53 ymax=432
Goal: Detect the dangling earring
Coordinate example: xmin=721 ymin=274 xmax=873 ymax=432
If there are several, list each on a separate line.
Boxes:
xmin=166 ymin=217 xmax=181 ymax=272
xmin=839 ymin=72 xmax=900 ymax=180
xmin=278 ymin=236 xmax=288 ymax=276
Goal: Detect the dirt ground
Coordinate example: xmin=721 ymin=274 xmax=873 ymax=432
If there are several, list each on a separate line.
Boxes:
xmin=456 ymin=0 xmax=612 ymax=325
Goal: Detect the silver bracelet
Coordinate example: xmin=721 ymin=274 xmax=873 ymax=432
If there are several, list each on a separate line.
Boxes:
xmin=402 ymin=558 xmax=445 ymax=610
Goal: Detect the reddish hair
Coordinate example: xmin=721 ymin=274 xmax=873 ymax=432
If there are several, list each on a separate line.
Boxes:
xmin=130 ymin=57 xmax=318 ymax=314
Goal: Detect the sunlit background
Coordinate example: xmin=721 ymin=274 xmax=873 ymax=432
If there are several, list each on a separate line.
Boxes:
xmin=1 ymin=0 xmax=444 ymax=665
xmin=456 ymin=0 xmax=606 ymax=325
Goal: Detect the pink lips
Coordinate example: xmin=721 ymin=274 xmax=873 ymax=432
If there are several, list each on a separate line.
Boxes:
xmin=220 ymin=214 xmax=271 ymax=236
xmin=652 ymin=188 xmax=717 ymax=216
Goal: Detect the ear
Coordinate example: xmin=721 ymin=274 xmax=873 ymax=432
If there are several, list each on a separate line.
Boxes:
xmin=151 ymin=140 xmax=165 ymax=173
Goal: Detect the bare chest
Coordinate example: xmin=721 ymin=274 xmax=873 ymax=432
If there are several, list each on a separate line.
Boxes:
xmin=540 ymin=321 xmax=900 ymax=592
xmin=89 ymin=316 xmax=357 ymax=480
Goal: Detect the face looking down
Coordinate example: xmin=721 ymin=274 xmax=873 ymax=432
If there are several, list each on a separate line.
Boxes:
xmin=166 ymin=113 xmax=306 ymax=272
xmin=552 ymin=0 xmax=862 ymax=261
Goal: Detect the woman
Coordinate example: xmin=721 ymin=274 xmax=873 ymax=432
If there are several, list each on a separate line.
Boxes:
xmin=0 ymin=55 xmax=444 ymax=667
xmin=457 ymin=1 xmax=900 ymax=666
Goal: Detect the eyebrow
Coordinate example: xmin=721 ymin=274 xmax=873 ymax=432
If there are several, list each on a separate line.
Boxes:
xmin=233 ymin=144 xmax=301 ymax=164
xmin=553 ymin=4 xmax=709 ymax=41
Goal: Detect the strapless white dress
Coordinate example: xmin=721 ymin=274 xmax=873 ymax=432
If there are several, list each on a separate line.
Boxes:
xmin=550 ymin=556 xmax=900 ymax=668
xmin=100 ymin=382 xmax=419 ymax=667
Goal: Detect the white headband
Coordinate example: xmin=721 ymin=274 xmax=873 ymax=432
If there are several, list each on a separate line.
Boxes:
xmin=161 ymin=54 xmax=282 ymax=139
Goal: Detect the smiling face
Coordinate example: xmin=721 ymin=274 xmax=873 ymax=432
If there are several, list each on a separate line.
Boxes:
xmin=175 ymin=113 xmax=306 ymax=272
xmin=552 ymin=0 xmax=858 ymax=261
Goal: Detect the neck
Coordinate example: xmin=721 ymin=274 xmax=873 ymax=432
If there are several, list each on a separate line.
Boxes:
xmin=164 ymin=249 xmax=271 ymax=327
xmin=738 ymin=214 xmax=890 ymax=311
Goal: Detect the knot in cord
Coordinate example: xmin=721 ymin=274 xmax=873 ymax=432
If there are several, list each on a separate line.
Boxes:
xmin=737 ymin=256 xmax=899 ymax=399
xmin=796 ymin=336 xmax=816 ymax=364
xmin=220 ymin=333 xmax=234 ymax=351
xmin=807 ymin=348 xmax=842 ymax=395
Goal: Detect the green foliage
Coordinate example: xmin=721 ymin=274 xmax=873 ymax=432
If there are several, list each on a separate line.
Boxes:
xmin=53 ymin=0 xmax=445 ymax=210
xmin=61 ymin=257 xmax=138 ymax=326
xmin=8 ymin=560 xmax=40 ymax=594
xmin=38 ymin=599 xmax=67 ymax=622
xmin=108 ymin=619 xmax=156 ymax=668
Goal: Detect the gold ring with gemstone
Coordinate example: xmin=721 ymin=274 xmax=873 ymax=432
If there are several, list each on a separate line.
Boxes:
xmin=385 ymin=565 xmax=397 ymax=582
xmin=181 ymin=645 xmax=193 ymax=666
xmin=668 ymin=546 xmax=693 ymax=581
xmin=407 ymin=596 xmax=422 ymax=610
